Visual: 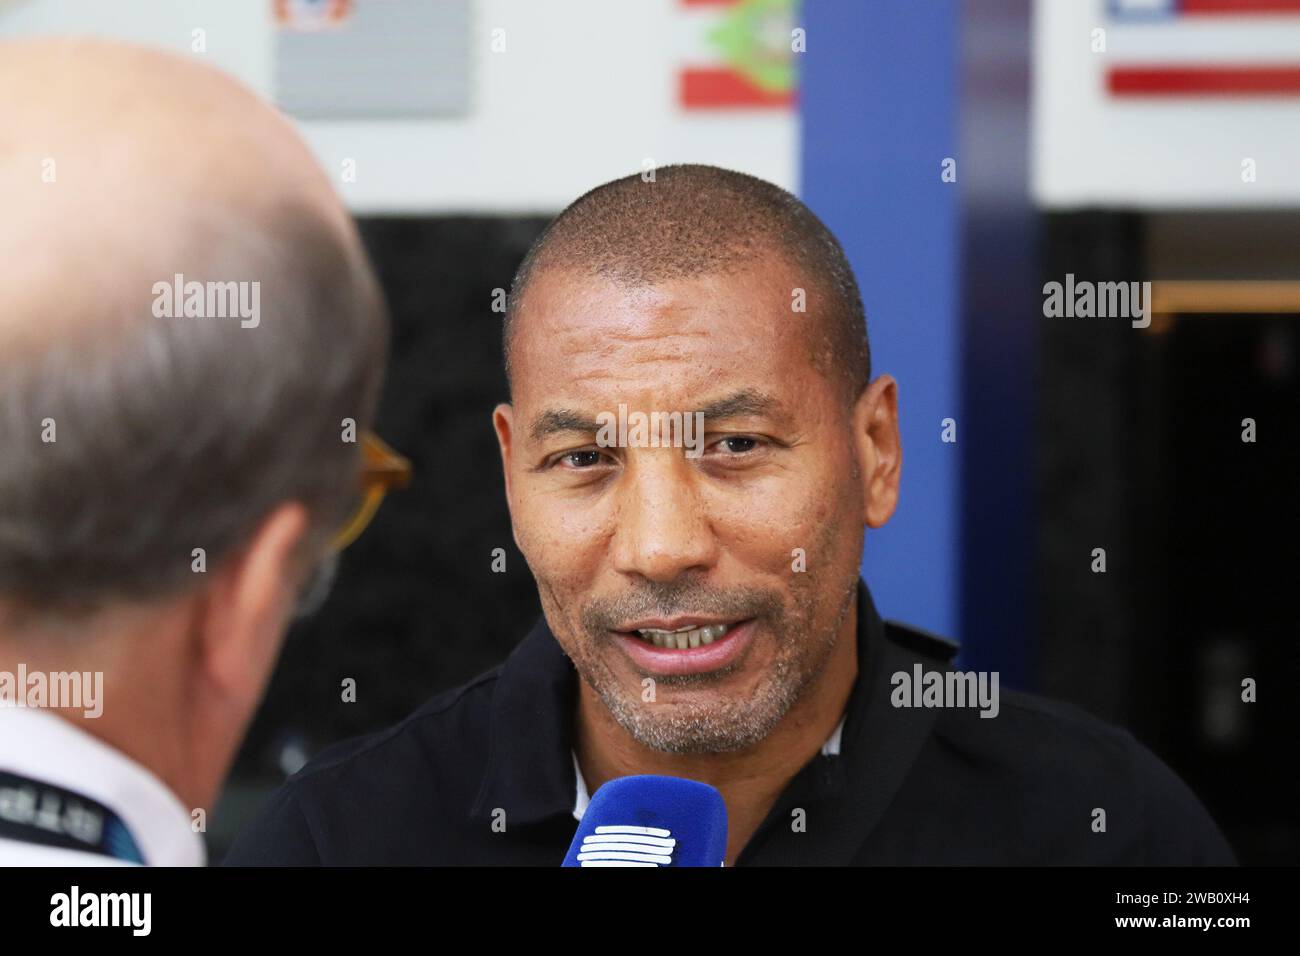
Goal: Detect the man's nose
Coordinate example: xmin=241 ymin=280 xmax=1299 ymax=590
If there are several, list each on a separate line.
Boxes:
xmin=609 ymin=455 xmax=719 ymax=583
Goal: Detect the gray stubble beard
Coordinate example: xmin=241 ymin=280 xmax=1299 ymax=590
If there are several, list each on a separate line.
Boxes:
xmin=554 ymin=570 xmax=860 ymax=755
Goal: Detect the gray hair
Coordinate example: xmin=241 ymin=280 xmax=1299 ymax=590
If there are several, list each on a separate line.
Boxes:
xmin=0 ymin=197 xmax=388 ymax=617
xmin=504 ymin=164 xmax=870 ymax=402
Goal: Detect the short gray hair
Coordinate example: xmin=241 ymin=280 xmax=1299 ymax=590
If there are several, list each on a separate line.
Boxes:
xmin=0 ymin=197 xmax=388 ymax=616
xmin=504 ymin=164 xmax=870 ymax=401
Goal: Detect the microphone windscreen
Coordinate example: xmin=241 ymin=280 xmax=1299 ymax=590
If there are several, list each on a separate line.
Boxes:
xmin=562 ymin=774 xmax=728 ymax=867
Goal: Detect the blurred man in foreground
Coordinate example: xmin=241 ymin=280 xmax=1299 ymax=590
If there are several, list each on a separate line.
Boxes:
xmin=230 ymin=165 xmax=1232 ymax=866
xmin=0 ymin=38 xmax=388 ymax=865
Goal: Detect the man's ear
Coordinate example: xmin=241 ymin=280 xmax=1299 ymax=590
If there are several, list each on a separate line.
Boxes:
xmin=492 ymin=403 xmax=524 ymax=552
xmin=852 ymin=375 xmax=902 ymax=529
xmin=492 ymin=402 xmax=516 ymax=506
xmin=198 ymin=502 xmax=311 ymax=710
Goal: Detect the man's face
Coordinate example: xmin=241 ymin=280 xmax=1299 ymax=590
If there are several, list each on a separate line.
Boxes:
xmin=494 ymin=258 xmax=896 ymax=753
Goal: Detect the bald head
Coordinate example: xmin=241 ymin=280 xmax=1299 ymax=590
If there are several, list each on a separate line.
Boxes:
xmin=504 ymin=164 xmax=870 ymax=402
xmin=0 ymin=38 xmax=388 ymax=613
xmin=0 ymin=38 xmax=352 ymax=348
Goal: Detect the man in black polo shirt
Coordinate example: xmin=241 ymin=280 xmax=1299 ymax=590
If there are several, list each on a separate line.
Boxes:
xmin=227 ymin=165 xmax=1233 ymax=866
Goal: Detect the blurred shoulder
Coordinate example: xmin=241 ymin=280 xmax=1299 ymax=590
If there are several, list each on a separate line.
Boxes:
xmin=223 ymin=668 xmax=500 ymax=865
xmin=930 ymin=686 xmax=1236 ymax=864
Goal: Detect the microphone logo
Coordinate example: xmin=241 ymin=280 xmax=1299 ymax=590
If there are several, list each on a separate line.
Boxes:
xmin=574 ymin=825 xmax=677 ymax=867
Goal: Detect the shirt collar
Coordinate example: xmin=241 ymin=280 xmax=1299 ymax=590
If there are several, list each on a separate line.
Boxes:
xmin=473 ymin=581 xmax=880 ymax=829
xmin=0 ymin=706 xmax=206 ymax=866
xmin=570 ymin=713 xmax=847 ymax=821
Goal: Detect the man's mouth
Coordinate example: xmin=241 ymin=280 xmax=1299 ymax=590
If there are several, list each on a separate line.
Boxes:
xmin=629 ymin=622 xmax=730 ymax=649
xmin=612 ymin=619 xmax=758 ymax=676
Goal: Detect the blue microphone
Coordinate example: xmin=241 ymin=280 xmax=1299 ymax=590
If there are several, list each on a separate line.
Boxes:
xmin=562 ymin=774 xmax=728 ymax=867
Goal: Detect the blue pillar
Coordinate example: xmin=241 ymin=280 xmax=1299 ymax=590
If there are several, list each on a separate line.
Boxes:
xmin=800 ymin=0 xmax=961 ymax=641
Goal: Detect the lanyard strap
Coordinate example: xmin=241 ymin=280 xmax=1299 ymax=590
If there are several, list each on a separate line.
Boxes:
xmin=0 ymin=768 xmax=145 ymax=863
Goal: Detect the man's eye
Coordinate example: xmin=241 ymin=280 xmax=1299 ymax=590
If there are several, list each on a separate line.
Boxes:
xmin=715 ymin=436 xmax=759 ymax=454
xmin=560 ymin=450 xmax=605 ymax=469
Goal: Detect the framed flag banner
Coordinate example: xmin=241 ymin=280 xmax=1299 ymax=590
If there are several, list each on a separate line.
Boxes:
xmin=275 ymin=0 xmax=470 ymax=119
xmin=677 ymin=0 xmax=798 ymax=109
xmin=1033 ymin=0 xmax=1300 ymax=207
xmin=1107 ymin=0 xmax=1300 ymax=96
xmin=275 ymin=0 xmax=353 ymax=31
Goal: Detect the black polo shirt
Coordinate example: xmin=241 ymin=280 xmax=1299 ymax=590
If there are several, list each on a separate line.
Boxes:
xmin=224 ymin=583 xmax=1235 ymax=866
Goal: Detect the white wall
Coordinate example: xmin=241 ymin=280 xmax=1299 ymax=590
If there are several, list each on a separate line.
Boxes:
xmin=0 ymin=0 xmax=798 ymax=214
xmin=0 ymin=0 xmax=273 ymax=89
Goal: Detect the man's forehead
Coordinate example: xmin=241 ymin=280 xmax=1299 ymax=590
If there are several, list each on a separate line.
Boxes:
xmin=510 ymin=262 xmax=811 ymax=381
xmin=521 ymin=268 xmax=749 ymax=328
